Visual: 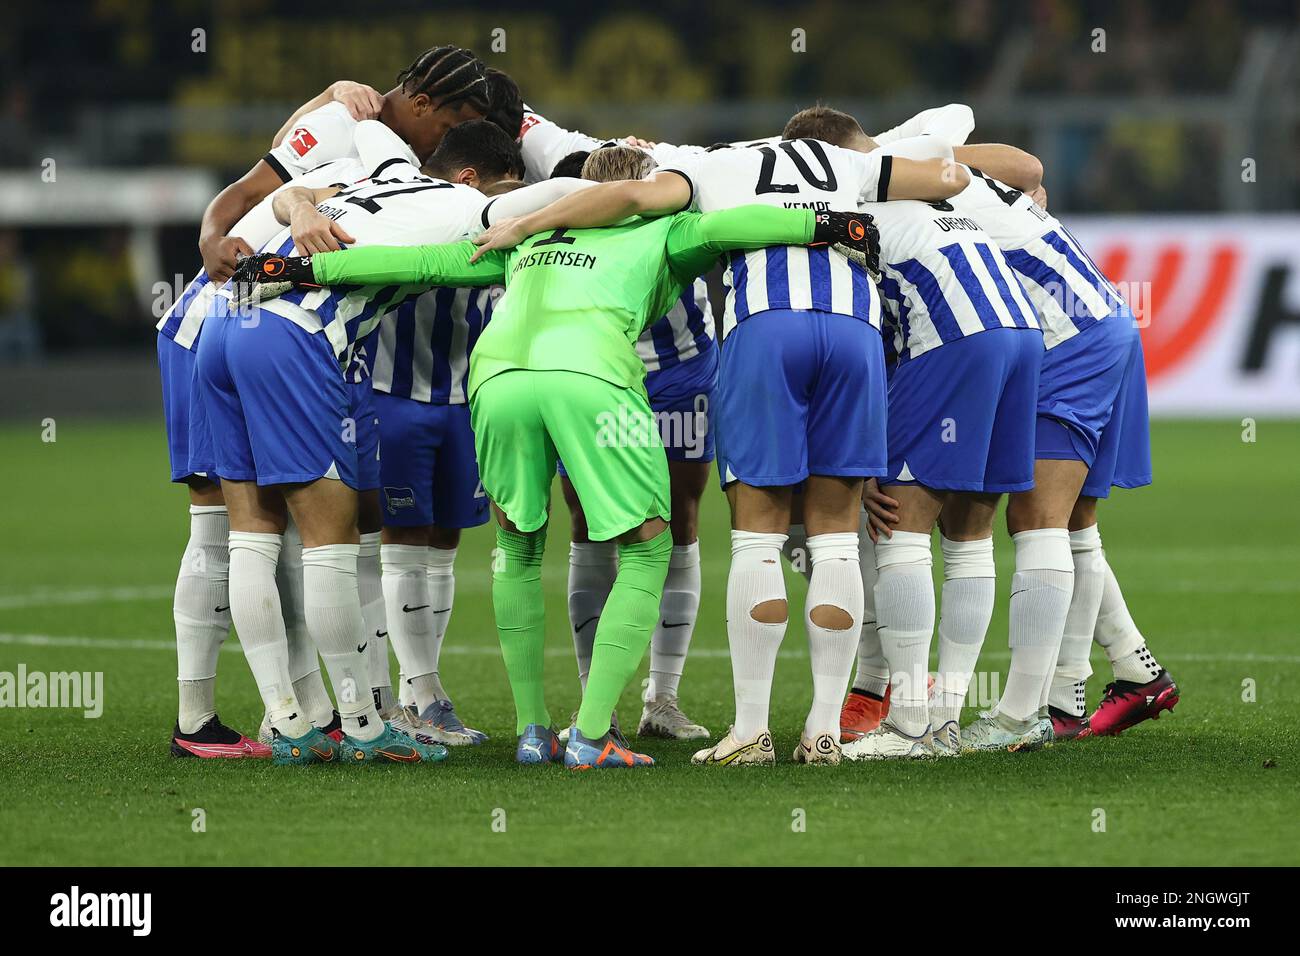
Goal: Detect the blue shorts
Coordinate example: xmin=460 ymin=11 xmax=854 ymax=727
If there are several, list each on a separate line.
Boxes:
xmin=716 ymin=309 xmax=887 ymax=488
xmin=373 ymin=391 xmax=489 ymax=528
xmin=158 ymin=332 xmax=212 ymax=482
xmin=1035 ymin=309 xmax=1134 ymax=467
xmin=349 ymin=379 xmax=381 ymax=492
xmin=1085 ymin=332 xmax=1152 ymax=497
xmin=196 ymin=298 xmax=359 ymax=488
xmin=886 ymin=327 xmax=1043 ymax=493
xmin=645 ymin=343 xmax=717 ymax=463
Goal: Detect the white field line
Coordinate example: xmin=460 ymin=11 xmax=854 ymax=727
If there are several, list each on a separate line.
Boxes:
xmin=0 ymin=586 xmax=173 ymax=610
xmin=1 ymin=631 xmax=1298 ymax=665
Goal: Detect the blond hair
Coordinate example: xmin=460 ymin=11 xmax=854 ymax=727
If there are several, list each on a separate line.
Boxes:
xmin=581 ymin=145 xmax=655 ymax=183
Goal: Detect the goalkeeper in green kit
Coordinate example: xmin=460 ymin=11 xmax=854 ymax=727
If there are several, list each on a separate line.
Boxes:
xmin=234 ymin=179 xmax=878 ymax=769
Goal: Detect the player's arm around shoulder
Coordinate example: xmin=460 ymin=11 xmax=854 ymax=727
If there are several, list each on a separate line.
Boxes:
xmin=951 ymin=144 xmax=1044 ymax=193
xmin=272 ymin=186 xmax=355 ymax=255
xmin=882 ymin=155 xmax=971 ymax=202
xmin=471 ymin=171 xmax=693 ymax=261
xmin=314 ymin=240 xmax=506 ymax=288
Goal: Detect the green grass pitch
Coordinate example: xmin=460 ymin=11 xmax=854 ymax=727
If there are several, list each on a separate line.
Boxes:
xmin=0 ymin=418 xmax=1295 ymax=866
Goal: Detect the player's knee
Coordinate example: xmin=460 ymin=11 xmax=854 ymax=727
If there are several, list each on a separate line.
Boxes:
xmin=750 ymin=598 xmax=787 ymax=625
xmin=809 ymin=603 xmax=853 ymax=630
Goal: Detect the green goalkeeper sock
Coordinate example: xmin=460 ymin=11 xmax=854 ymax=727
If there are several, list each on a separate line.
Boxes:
xmin=576 ymin=529 xmax=672 ymax=739
xmin=492 ymin=525 xmax=550 ymax=735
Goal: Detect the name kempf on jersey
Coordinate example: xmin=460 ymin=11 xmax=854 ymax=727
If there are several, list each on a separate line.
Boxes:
xmin=661 ymin=139 xmax=888 ymax=337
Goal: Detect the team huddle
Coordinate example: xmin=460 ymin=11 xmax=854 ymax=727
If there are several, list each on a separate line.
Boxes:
xmin=158 ymin=44 xmax=1179 ymax=769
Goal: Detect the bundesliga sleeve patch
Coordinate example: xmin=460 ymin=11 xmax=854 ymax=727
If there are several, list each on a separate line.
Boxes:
xmin=288 ymin=127 xmax=319 ymax=157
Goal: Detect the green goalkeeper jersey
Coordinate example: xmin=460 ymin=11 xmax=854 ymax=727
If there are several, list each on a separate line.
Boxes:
xmin=310 ymin=205 xmax=814 ymax=398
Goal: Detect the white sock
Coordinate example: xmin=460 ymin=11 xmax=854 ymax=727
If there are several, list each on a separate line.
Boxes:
xmin=996 ymin=528 xmax=1074 ymax=723
xmin=728 ymin=530 xmax=789 ymax=739
xmin=302 ymin=544 xmax=382 ymax=741
xmin=791 ymin=519 xmax=888 ymax=699
xmin=277 ymin=521 xmax=335 ymax=728
xmin=568 ymin=541 xmax=617 ymax=691
xmin=650 ymin=542 xmax=701 ymax=701
xmin=381 ymin=544 xmax=439 ymax=713
xmin=803 ymin=533 xmax=863 ymax=739
xmin=174 ymin=505 xmax=231 ymax=734
xmin=357 ymin=532 xmax=393 ymax=710
xmin=1051 ymin=524 xmax=1104 ymax=715
xmin=933 ymin=535 xmax=995 ymax=726
xmin=852 ymin=517 xmax=890 ymax=697
xmin=423 ymin=545 xmax=457 ymax=704
xmin=228 ymin=531 xmax=309 ymax=737
xmin=874 ymin=531 xmax=935 ymax=735
xmin=1092 ymin=546 xmax=1163 ymax=683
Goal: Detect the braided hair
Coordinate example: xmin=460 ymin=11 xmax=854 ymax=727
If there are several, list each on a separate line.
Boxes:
xmin=396 ymin=46 xmax=489 ymax=113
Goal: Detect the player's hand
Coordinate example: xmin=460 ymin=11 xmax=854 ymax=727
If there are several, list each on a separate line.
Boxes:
xmin=200 ymin=235 xmax=255 ymax=284
xmin=330 ymin=80 xmax=384 ymax=121
xmin=230 ymin=253 xmax=319 ymax=306
xmin=1029 ymin=184 xmax=1048 ymax=210
xmin=470 ymin=216 xmax=530 ymax=262
xmin=862 ymin=477 xmax=900 ymax=543
xmin=290 ymin=206 xmax=356 ymax=255
xmin=623 ymin=135 xmax=657 ymax=149
xmin=813 ymin=211 xmax=881 ymax=274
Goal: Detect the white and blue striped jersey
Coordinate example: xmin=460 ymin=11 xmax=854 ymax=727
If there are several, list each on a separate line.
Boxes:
xmin=371 ymin=285 xmax=503 ymax=404
xmin=955 ymin=166 xmax=1125 ymax=350
xmin=636 ymin=279 xmax=713 ymax=372
xmin=245 ymin=173 xmax=487 ymax=366
xmin=661 ymin=140 xmax=888 ymax=339
xmin=156 ymin=156 xmax=368 ymax=350
xmin=867 ymin=192 xmax=1040 ymax=363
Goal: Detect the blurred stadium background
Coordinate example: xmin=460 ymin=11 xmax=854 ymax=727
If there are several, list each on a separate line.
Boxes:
xmin=1 ymin=0 xmax=1297 ymax=419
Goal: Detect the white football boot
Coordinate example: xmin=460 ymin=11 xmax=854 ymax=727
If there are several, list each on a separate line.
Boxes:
xmin=638 ymin=696 xmax=710 ymax=740
xmin=381 ymin=704 xmax=477 ymax=747
xmin=691 ymin=726 xmax=776 ymax=766
xmin=257 ymin=711 xmax=274 ymax=746
xmin=792 ymin=732 xmax=842 ymax=765
xmin=841 ymin=720 xmax=933 ymax=760
xmin=960 ymin=711 xmax=1051 ymax=753
xmin=930 ymin=719 xmax=961 ymax=757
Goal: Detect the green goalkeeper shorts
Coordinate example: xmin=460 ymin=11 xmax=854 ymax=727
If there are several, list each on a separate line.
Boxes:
xmin=470 ymin=369 xmax=671 ymax=541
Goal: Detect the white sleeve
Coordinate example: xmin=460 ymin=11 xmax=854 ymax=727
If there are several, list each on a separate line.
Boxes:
xmin=655 ymin=152 xmax=704 ymax=212
xmin=352 ymin=120 xmax=421 ymax=179
xmin=877 ymin=135 xmax=954 ymax=162
xmin=841 ymin=147 xmax=890 ymax=204
xmin=872 ymin=104 xmax=974 ymax=147
xmin=518 ymin=109 xmax=609 ymax=183
xmin=468 ymin=178 xmax=598 ymax=237
xmin=263 ymin=102 xmax=359 ymax=182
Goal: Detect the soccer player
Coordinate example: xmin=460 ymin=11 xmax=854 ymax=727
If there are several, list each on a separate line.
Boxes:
xmin=507 ymin=101 xmax=722 ymax=739
xmin=368 ymin=124 xmax=527 ymax=745
xmin=199 ymin=47 xmax=489 ymax=284
xmin=542 ymin=149 xmax=717 ymax=743
xmin=946 ymin=174 xmax=1173 ymax=740
xmin=160 ymin=147 xmax=381 ymax=757
xmin=235 ymin=187 xmax=878 ymax=768
xmin=196 ymin=127 xmax=521 ymax=765
xmin=161 ymin=54 xmax=486 ymax=756
xmin=778 ymin=108 xmax=1044 ymax=760
xmin=476 ymin=137 xmax=964 ymax=765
